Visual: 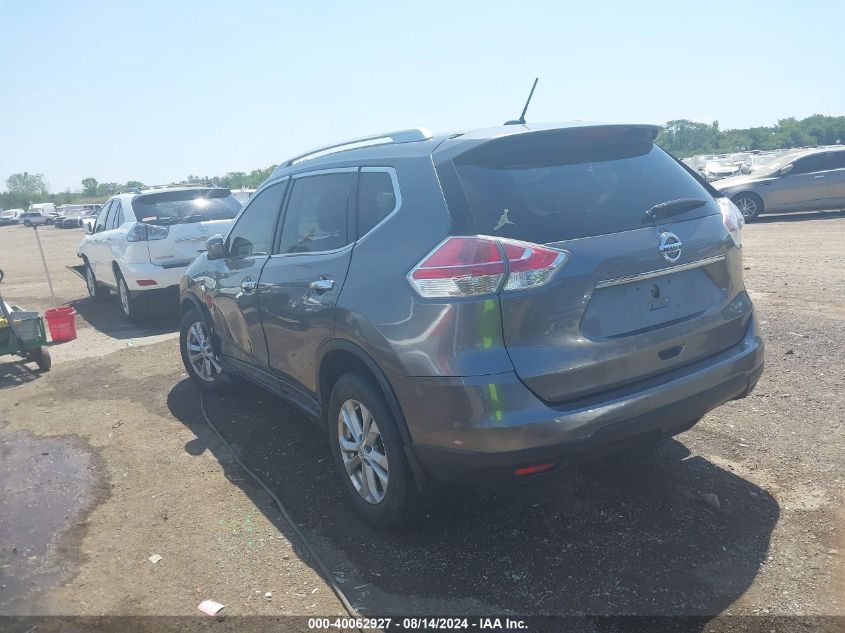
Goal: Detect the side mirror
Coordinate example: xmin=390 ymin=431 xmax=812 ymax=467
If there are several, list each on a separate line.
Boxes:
xmin=780 ymin=164 xmax=794 ymax=176
xmin=206 ymin=234 xmax=226 ymax=260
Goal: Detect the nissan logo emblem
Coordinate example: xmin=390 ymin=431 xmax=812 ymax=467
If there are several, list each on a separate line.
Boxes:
xmin=658 ymin=232 xmax=682 ymax=263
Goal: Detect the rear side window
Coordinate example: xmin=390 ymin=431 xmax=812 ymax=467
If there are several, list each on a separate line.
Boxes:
xmin=94 ymin=201 xmax=112 ymax=232
xmin=357 ymin=170 xmax=397 ymax=237
xmin=278 ymin=172 xmax=356 ymax=254
xmin=791 ymin=154 xmax=825 ymax=175
xmin=227 ymin=181 xmax=287 ymax=258
xmin=131 ymin=189 xmax=241 ymax=225
xmin=108 ymin=201 xmax=124 ymax=229
xmin=448 ymin=129 xmax=717 ymax=243
xmin=827 ymin=151 xmax=845 ymax=170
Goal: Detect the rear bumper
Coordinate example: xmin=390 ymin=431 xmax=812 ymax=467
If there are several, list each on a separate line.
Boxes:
xmin=396 ymin=313 xmax=764 ymax=482
xmin=119 ymin=261 xmax=185 ymax=292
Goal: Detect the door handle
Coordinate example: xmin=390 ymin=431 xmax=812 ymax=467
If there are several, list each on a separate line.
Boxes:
xmin=813 ymin=175 xmax=825 ymax=179
xmin=309 ymin=278 xmax=335 ymax=293
xmin=240 ymin=277 xmax=257 ymax=294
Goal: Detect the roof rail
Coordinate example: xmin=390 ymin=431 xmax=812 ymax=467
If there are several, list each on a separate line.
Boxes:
xmin=284 ymin=128 xmax=433 ymax=167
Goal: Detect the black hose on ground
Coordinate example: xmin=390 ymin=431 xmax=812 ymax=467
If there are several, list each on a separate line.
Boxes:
xmin=199 ymin=391 xmax=363 ymax=628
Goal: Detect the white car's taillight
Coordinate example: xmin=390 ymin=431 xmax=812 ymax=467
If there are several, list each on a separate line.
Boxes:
xmin=407 ymin=236 xmax=568 ymax=298
xmin=717 ymin=197 xmax=744 ymax=247
xmin=127 ymin=223 xmax=169 ymax=242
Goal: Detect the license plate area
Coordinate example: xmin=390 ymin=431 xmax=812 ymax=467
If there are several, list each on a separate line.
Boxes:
xmin=581 ymin=268 xmax=722 ymax=339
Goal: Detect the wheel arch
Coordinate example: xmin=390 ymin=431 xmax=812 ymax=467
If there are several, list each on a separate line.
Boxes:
xmin=317 ymin=339 xmax=428 ymax=489
xmin=731 ymin=190 xmax=765 ymax=214
xmin=318 ymin=341 xmax=406 ymax=435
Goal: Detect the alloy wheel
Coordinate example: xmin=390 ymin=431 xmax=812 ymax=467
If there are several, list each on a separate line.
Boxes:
xmin=735 ymin=196 xmax=758 ymax=219
xmin=86 ymin=267 xmax=96 ymax=297
xmin=337 ymin=399 xmax=389 ymax=504
xmin=186 ymin=321 xmax=222 ymax=381
xmin=118 ymin=278 xmax=131 ymax=316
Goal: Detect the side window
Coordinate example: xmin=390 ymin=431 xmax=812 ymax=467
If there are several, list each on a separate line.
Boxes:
xmin=824 ymin=151 xmax=845 ymax=170
xmin=791 ymin=154 xmax=825 ymax=175
xmin=108 ymin=201 xmax=124 ymax=229
xmin=226 ymin=180 xmax=287 ymax=258
xmin=357 ymin=170 xmax=397 ymax=237
xmin=278 ymin=172 xmax=356 ymax=254
xmin=94 ymin=201 xmax=112 ymax=233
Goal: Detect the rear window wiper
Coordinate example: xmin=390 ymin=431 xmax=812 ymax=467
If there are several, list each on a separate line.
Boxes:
xmin=642 ymin=198 xmax=707 ymax=224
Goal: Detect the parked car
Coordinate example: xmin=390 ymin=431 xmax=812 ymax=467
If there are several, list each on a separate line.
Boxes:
xmin=713 ymin=146 xmax=845 ymax=219
xmin=704 ymin=158 xmax=740 ymax=181
xmin=80 ymin=208 xmax=101 ymax=233
xmin=28 ymin=202 xmax=57 ymax=219
xmin=55 ymin=204 xmax=100 ymax=228
xmin=19 ymin=211 xmax=53 ymax=227
xmin=178 ymin=123 xmax=763 ymax=528
xmin=77 ymin=185 xmax=241 ymax=320
xmin=0 ymin=210 xmax=19 ymax=226
xmin=229 ymin=188 xmax=255 ymax=205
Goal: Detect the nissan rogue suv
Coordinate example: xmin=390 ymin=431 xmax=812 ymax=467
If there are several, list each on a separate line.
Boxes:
xmin=179 ymin=123 xmax=764 ymax=528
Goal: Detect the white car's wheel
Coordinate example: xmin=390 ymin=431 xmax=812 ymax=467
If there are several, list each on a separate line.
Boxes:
xmin=85 ymin=262 xmax=109 ymax=302
xmin=116 ymin=272 xmax=142 ymax=322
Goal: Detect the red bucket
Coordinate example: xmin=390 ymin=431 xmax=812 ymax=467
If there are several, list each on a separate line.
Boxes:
xmin=44 ymin=306 xmax=78 ymax=343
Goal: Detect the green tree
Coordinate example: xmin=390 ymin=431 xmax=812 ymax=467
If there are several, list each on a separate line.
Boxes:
xmin=6 ymin=172 xmax=49 ymax=198
xmin=82 ymin=177 xmax=98 ymax=196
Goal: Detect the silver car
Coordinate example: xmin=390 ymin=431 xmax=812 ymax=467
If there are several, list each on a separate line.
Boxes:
xmin=714 ymin=146 xmax=845 ymax=219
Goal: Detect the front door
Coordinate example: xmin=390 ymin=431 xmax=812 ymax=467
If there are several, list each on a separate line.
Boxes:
xmin=258 ymin=170 xmax=357 ymax=400
xmin=207 ymin=179 xmax=287 ymax=366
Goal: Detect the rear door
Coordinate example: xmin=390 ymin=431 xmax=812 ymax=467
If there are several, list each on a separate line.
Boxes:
xmin=99 ymin=200 xmax=127 ymax=285
xmin=87 ymin=201 xmax=114 ymax=279
xmin=131 ymin=189 xmax=241 ymax=268
xmin=821 ymin=151 xmax=845 ymax=206
xmin=446 ymin=127 xmax=750 ymax=404
xmin=257 ymin=170 xmax=357 ymax=400
xmin=207 ymin=180 xmax=288 ymax=366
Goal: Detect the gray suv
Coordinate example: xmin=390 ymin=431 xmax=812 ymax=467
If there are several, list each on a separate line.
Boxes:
xmin=179 ymin=123 xmax=764 ymax=528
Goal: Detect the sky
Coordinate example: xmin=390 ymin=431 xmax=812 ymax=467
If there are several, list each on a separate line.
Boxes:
xmin=1 ymin=0 xmax=843 ymax=193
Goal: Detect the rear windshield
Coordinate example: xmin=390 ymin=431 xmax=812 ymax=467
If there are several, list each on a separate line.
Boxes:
xmin=131 ymin=189 xmax=241 ymax=225
xmin=449 ymin=129 xmax=717 ymax=243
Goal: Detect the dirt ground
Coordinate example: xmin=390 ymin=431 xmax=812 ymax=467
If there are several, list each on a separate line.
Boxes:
xmin=0 ymin=214 xmax=842 ymax=625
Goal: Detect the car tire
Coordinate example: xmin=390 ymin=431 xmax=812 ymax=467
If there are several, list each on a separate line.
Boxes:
xmin=327 ymin=372 xmax=420 ymax=530
xmin=179 ymin=308 xmax=231 ymax=392
xmin=84 ymin=261 xmax=109 ymax=302
xmin=732 ymin=192 xmax=763 ymax=220
xmin=23 ymin=221 xmax=31 ymax=228
xmin=116 ymin=270 xmax=142 ymax=322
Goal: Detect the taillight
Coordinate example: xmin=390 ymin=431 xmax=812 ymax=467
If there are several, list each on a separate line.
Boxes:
xmin=717 ymin=197 xmax=744 ymax=248
xmin=127 ymin=223 xmax=169 ymax=242
xmin=407 ymin=236 xmax=568 ymax=298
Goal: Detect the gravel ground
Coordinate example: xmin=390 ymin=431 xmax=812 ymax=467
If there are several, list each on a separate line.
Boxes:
xmin=0 ymin=213 xmax=842 ymax=624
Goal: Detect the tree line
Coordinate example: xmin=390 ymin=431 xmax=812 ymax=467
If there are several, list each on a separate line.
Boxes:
xmin=3 ymin=114 xmax=843 ymax=210
xmin=656 ymin=114 xmax=844 ymax=157
xmin=0 ymin=166 xmax=277 ymax=211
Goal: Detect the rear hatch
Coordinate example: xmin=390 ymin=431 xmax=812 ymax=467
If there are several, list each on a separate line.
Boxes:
xmin=131 ymin=189 xmax=241 ymax=267
xmin=443 ymin=126 xmax=750 ymax=404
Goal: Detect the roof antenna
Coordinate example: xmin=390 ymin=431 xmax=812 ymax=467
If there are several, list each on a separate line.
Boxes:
xmin=505 ymin=77 xmax=539 ymax=125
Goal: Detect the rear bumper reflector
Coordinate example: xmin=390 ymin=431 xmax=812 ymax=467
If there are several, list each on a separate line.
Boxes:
xmin=137 ymin=279 xmax=158 ymax=286
xmin=514 ymin=463 xmax=554 ymax=476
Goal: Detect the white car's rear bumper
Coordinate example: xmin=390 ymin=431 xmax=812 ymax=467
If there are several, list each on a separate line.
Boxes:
xmin=119 ymin=261 xmax=186 ymax=291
